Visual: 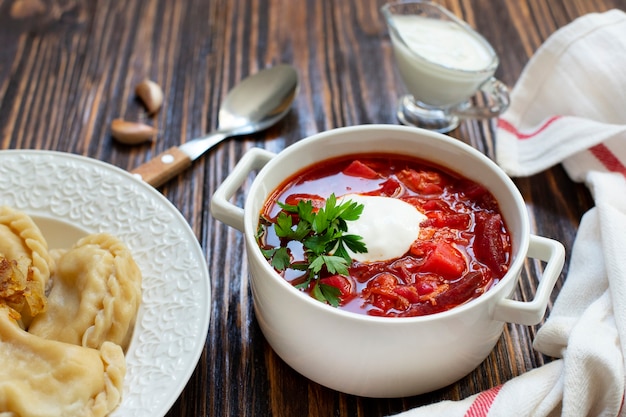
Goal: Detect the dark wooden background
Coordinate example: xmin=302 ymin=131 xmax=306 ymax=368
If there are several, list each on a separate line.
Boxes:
xmin=1 ymin=0 xmax=621 ymax=415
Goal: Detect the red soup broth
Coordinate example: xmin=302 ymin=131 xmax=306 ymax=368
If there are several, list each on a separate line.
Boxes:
xmin=257 ymin=153 xmax=512 ymax=317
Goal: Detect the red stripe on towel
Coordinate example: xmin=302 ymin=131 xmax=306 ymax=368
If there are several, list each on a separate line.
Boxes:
xmin=497 ymin=116 xmax=563 ymax=140
xmin=464 ymin=385 xmax=502 ymax=417
xmin=590 ymin=143 xmax=626 ymax=177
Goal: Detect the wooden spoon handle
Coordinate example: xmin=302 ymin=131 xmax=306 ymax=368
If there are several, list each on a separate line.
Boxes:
xmin=131 ymin=146 xmax=192 ymax=188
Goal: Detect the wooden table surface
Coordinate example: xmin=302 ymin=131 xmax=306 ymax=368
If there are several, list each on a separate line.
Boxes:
xmin=1 ymin=0 xmax=620 ymax=415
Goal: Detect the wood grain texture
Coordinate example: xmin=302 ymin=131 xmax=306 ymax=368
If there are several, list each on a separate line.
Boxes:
xmin=0 ymin=0 xmax=619 ymax=415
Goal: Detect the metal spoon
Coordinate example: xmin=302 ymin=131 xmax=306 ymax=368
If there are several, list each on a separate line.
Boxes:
xmin=131 ymin=64 xmax=299 ymax=187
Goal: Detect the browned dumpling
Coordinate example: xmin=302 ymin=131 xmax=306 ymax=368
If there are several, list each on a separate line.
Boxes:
xmin=0 ymin=305 xmax=125 ymax=417
xmin=0 ymin=206 xmax=54 ymax=326
xmin=28 ymin=233 xmax=142 ymax=351
xmin=0 ymin=255 xmax=46 ymax=323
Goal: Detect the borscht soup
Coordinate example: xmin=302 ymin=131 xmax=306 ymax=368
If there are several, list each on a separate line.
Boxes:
xmin=256 ymin=153 xmax=512 ymax=317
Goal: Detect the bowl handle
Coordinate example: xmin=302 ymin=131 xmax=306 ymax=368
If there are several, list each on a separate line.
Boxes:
xmin=492 ymin=235 xmax=565 ymax=325
xmin=210 ymin=147 xmax=276 ymax=232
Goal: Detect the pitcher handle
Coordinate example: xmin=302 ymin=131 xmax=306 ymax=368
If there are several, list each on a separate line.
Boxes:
xmin=452 ymin=78 xmax=510 ymax=119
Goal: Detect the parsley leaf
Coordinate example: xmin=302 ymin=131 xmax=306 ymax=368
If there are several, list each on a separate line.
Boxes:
xmin=261 ymin=194 xmax=367 ymax=307
xmin=309 ymin=254 xmax=349 ymax=275
xmin=274 ymin=212 xmax=294 ymax=237
xmin=270 ymin=247 xmax=291 ymax=271
xmin=341 ymin=234 xmax=368 ymax=255
xmin=312 ymin=282 xmax=342 ymax=307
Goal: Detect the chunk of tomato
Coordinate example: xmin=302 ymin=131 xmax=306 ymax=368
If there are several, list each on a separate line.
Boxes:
xmin=319 ymin=275 xmax=356 ymax=304
xmin=363 ymin=178 xmax=402 ymax=197
xmin=420 ymin=242 xmax=466 ymax=279
xmin=284 ymin=193 xmax=326 ymax=210
xmin=343 ymin=160 xmax=380 ymax=179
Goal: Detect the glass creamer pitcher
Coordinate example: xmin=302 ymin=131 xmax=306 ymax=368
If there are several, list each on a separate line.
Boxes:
xmin=382 ymin=1 xmax=509 ymax=133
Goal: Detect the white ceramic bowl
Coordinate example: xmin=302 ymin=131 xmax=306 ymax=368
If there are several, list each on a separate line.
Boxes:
xmin=211 ymin=125 xmax=564 ymax=398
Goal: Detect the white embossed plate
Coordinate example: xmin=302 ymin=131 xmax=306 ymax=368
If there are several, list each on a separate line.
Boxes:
xmin=0 ymin=150 xmax=211 ymax=417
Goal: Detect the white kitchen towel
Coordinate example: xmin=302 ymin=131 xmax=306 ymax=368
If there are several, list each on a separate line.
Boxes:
xmin=496 ymin=9 xmax=626 ymax=181
xmin=392 ymin=9 xmax=626 ymax=417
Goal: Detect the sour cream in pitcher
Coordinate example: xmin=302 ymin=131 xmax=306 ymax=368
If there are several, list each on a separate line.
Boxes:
xmin=389 ymin=15 xmax=497 ymax=107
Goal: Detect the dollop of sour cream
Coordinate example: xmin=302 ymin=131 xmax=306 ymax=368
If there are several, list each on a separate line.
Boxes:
xmin=340 ymin=194 xmax=426 ymax=263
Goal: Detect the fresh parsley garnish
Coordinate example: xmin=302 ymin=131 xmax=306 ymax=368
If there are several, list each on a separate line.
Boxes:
xmin=262 ymin=193 xmax=367 ymax=306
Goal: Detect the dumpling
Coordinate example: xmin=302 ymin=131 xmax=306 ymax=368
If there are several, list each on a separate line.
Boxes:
xmin=0 ymin=206 xmax=53 ymax=289
xmin=0 ymin=206 xmax=54 ymax=326
xmin=29 ymin=233 xmax=142 ymax=350
xmin=0 ymin=305 xmax=125 ymax=417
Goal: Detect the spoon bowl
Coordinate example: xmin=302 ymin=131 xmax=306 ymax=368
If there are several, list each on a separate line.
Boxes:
xmin=219 ymin=64 xmax=298 ymax=134
xmin=131 ymin=64 xmax=299 ymax=187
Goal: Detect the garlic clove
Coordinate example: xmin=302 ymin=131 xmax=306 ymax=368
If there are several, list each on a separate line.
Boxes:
xmin=110 ymin=119 xmax=157 ymax=145
xmin=135 ymin=79 xmax=164 ymax=115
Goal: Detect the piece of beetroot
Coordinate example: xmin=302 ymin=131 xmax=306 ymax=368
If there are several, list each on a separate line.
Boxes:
xmin=474 ymin=212 xmax=507 ymax=275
